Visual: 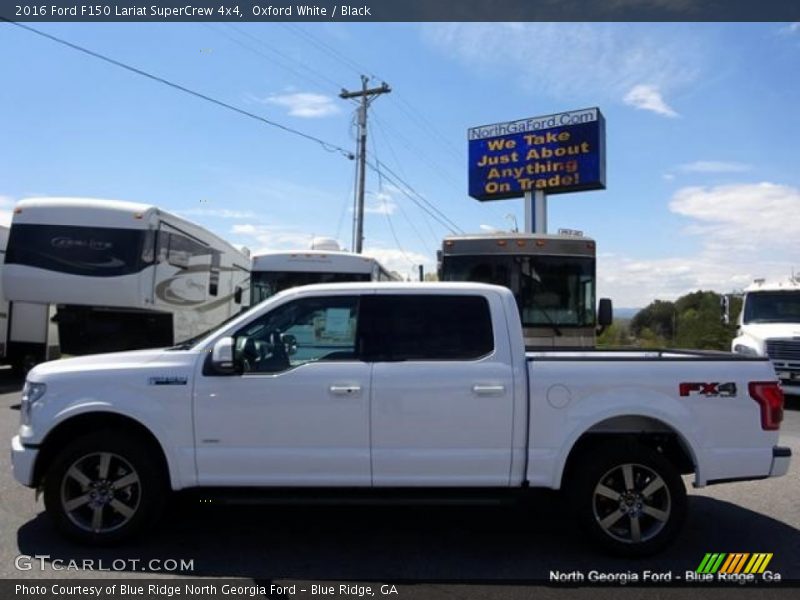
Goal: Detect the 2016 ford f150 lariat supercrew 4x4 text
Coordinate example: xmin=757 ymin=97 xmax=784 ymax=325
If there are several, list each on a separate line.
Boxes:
xmin=11 ymin=283 xmax=791 ymax=555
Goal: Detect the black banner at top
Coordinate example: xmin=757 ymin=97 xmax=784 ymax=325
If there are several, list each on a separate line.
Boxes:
xmin=1 ymin=0 xmax=798 ymax=22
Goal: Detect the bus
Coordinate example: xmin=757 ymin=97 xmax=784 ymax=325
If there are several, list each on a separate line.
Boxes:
xmin=3 ymin=197 xmax=251 ymax=367
xmin=439 ymin=232 xmax=611 ymax=348
xmin=250 ymin=239 xmax=399 ymax=304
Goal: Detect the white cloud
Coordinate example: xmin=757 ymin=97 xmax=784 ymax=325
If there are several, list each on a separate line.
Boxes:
xmin=676 ymin=161 xmax=751 ymax=174
xmin=669 ymin=182 xmax=800 ymax=251
xmin=363 ymin=190 xmax=398 ymax=215
xmin=779 ymin=22 xmax=800 ymax=35
xmin=623 ymin=84 xmax=679 ymax=117
xmin=424 ymin=23 xmax=699 ymax=107
xmin=261 ymin=92 xmax=341 ymax=118
xmin=362 ymin=246 xmax=432 ymax=279
xmin=599 ymin=182 xmax=800 ymax=306
xmin=230 ymin=223 xmax=316 ymax=251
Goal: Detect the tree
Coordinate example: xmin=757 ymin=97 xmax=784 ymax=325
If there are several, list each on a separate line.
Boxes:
xmin=630 ymin=299 xmax=676 ymax=340
xmin=628 ymin=290 xmax=740 ymax=351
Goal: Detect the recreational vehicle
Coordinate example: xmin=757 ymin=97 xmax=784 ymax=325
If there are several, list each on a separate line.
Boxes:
xmin=0 ymin=224 xmax=60 ymax=375
xmin=3 ymin=198 xmax=250 ymax=367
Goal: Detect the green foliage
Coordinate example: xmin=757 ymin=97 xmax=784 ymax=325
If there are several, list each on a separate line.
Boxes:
xmin=626 ymin=290 xmax=740 ymax=351
xmin=596 ymin=321 xmax=633 ymax=347
xmin=630 ymin=299 xmax=676 ymax=340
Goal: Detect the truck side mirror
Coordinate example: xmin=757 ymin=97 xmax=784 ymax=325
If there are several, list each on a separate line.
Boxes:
xmin=597 ymin=298 xmax=613 ymax=332
xmin=210 ymin=337 xmax=237 ymax=374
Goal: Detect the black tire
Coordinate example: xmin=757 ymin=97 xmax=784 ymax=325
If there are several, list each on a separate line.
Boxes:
xmin=43 ymin=431 xmax=167 ymax=545
xmin=566 ymin=440 xmax=687 ymax=557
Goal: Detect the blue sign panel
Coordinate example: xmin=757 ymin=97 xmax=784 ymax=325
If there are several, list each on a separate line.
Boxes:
xmin=468 ymin=108 xmax=606 ymax=201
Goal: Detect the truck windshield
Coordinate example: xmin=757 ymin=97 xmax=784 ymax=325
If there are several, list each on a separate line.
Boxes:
xmin=441 ymin=254 xmax=596 ymax=328
xmin=251 ymin=271 xmax=371 ymax=304
xmin=743 ymin=292 xmax=800 ymax=324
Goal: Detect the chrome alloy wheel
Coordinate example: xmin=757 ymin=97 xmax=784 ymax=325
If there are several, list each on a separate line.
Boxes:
xmin=592 ymin=462 xmax=671 ymax=544
xmin=59 ymin=452 xmax=141 ymax=534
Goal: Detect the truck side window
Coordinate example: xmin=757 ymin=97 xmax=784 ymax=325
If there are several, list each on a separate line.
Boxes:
xmin=360 ymin=295 xmax=494 ymax=361
xmin=233 ymin=296 xmax=359 ymax=374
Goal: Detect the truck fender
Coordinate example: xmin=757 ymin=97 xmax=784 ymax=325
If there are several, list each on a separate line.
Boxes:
xmin=42 ymin=402 xmax=188 ymax=491
xmin=550 ymin=389 xmax=703 ymax=489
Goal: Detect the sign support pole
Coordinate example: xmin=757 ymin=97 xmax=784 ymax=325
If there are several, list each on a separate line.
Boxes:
xmin=524 ymin=190 xmax=547 ymax=233
xmin=535 ymin=189 xmax=547 ymax=234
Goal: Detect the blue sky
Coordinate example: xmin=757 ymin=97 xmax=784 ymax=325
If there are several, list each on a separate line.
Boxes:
xmin=1 ymin=22 xmax=799 ymax=306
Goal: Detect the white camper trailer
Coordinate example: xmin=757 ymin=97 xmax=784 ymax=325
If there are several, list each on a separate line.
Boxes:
xmin=3 ymin=198 xmax=250 ymax=365
xmin=0 ymin=224 xmax=60 ymax=375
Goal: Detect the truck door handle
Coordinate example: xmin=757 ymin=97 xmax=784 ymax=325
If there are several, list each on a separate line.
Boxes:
xmin=329 ymin=385 xmax=362 ymax=396
xmin=472 ymin=384 xmax=506 ymax=396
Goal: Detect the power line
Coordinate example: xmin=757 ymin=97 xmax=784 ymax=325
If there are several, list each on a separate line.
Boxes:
xmin=211 ymin=24 xmax=346 ymax=93
xmin=366 ymin=159 xmax=464 ymax=234
xmin=375 ymin=159 xmax=465 ymax=234
xmin=390 ymin=95 xmax=463 ymax=162
xmin=369 ymin=122 xmax=441 ymax=253
xmin=283 ymin=25 xmax=462 ymax=165
xmin=369 ymin=124 xmax=433 ymax=261
xmin=4 ymin=20 xmax=354 ymax=160
xmin=282 ymin=23 xmax=372 ymax=79
xmin=277 ymin=24 xmax=480 ymax=234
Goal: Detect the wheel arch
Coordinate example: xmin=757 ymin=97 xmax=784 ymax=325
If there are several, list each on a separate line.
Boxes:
xmin=33 ymin=411 xmax=172 ymax=490
xmin=558 ymin=414 xmax=698 ymax=490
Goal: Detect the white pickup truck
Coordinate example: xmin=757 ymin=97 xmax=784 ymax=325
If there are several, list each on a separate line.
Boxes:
xmin=12 ymin=283 xmax=790 ymax=555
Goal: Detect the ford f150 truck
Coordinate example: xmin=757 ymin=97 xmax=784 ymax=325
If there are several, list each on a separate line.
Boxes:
xmin=11 ymin=283 xmax=791 ymax=555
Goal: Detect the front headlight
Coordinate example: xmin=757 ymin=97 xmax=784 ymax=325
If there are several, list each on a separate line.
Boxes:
xmin=733 ymin=344 xmax=760 ymax=357
xmin=20 ymin=382 xmax=47 ymax=426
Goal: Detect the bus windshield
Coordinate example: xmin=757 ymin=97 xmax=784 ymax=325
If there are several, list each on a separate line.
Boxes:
xmin=743 ymin=292 xmax=800 ymax=324
xmin=441 ymin=254 xmax=596 ymax=328
xmin=251 ymin=271 xmax=371 ymax=304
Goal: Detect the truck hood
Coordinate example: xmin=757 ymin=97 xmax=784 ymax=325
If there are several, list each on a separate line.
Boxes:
xmin=26 ymin=348 xmax=185 ymax=381
xmin=741 ymin=323 xmax=800 ymax=342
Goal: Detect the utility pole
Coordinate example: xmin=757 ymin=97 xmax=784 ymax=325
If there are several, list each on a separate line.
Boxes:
xmin=340 ymin=76 xmax=391 ymax=253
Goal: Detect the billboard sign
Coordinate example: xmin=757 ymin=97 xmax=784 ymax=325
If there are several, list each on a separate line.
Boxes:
xmin=468 ymin=107 xmax=606 ymax=201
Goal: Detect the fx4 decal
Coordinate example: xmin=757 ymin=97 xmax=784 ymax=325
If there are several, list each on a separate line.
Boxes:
xmin=679 ymin=382 xmax=737 ymax=398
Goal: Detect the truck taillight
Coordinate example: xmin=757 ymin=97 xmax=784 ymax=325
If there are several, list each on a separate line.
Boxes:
xmin=748 ymin=381 xmax=784 ymax=431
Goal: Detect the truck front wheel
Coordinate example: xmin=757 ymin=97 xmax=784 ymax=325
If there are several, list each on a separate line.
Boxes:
xmin=568 ymin=441 xmax=687 ymax=556
xmin=43 ymin=432 xmax=167 ymax=545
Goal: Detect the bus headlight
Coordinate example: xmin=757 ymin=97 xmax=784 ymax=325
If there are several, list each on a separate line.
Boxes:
xmin=733 ymin=344 xmax=759 ymax=357
xmin=20 ymin=382 xmax=46 ymax=426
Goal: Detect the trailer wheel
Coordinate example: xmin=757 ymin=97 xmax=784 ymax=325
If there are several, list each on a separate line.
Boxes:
xmin=567 ymin=441 xmax=687 ymax=556
xmin=43 ymin=432 xmax=167 ymax=545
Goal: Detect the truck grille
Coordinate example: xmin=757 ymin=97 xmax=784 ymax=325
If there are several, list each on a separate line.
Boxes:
xmin=766 ymin=340 xmax=800 ymax=362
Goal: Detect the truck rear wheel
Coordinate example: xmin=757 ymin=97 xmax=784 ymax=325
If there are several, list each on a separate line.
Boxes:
xmin=43 ymin=432 xmax=167 ymax=545
xmin=568 ymin=441 xmax=687 ymax=556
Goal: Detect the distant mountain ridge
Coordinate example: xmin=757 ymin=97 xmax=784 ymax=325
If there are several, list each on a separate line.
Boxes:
xmin=614 ymin=307 xmax=640 ymax=319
